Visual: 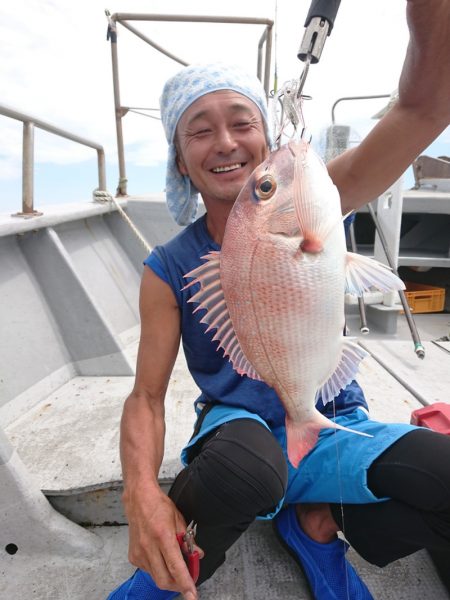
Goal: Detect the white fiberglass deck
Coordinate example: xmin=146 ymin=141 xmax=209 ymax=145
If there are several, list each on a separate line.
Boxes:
xmin=3 ymin=330 xmax=450 ymax=599
xmin=4 ymin=338 xmax=446 ymax=512
xmin=2 ymin=522 xmax=448 ymax=600
xmin=1 ymin=197 xmax=449 ymax=599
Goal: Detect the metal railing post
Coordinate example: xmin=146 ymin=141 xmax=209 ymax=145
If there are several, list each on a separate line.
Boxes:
xmin=22 ymin=121 xmax=36 ymax=214
xmin=257 ymin=29 xmax=266 ymax=85
xmin=109 ymin=23 xmax=128 ymax=196
xmin=108 ymin=14 xmax=274 ymax=190
xmin=263 ymin=25 xmax=273 ymax=98
xmin=257 ymin=25 xmax=273 ymax=98
xmin=0 ymin=103 xmax=108 ymax=218
xmin=16 ymin=121 xmax=42 ymax=218
xmin=97 ymin=149 xmax=107 ymax=191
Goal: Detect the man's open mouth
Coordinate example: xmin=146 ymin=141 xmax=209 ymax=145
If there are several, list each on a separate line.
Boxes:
xmin=211 ymin=163 xmax=245 ymax=173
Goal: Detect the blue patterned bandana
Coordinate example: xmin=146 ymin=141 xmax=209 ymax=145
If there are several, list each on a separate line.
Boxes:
xmin=159 ymin=62 xmax=272 ymax=225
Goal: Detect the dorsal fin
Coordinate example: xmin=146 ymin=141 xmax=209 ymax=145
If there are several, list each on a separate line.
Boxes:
xmin=183 ymin=252 xmax=263 ymax=381
xmin=292 ymin=142 xmax=341 ymax=250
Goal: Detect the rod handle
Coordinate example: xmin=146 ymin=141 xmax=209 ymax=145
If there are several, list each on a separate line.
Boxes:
xmin=304 ymin=0 xmax=341 ymax=31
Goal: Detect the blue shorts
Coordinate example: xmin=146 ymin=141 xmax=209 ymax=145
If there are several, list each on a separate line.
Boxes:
xmin=181 ymin=404 xmax=419 ymax=519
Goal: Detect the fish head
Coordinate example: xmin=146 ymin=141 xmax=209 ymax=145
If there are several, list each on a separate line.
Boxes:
xmin=228 ymin=141 xmax=303 ymax=241
xmin=226 ymin=139 xmax=342 ymax=255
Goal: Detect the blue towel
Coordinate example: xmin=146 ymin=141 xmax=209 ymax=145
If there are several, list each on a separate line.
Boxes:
xmin=159 ymin=62 xmax=272 ymax=225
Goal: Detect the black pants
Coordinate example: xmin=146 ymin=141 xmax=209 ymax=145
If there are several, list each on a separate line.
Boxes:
xmin=168 ymin=419 xmax=450 ymax=585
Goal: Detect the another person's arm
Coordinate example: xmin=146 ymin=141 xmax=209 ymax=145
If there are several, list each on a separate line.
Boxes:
xmin=120 ymin=267 xmax=199 ymax=600
xmin=329 ymin=0 xmax=450 ymax=213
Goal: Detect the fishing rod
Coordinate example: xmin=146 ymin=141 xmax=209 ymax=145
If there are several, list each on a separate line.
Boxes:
xmin=367 ymin=202 xmax=426 ymax=359
xmin=274 ymin=1 xmax=341 ymax=145
xmin=348 ymin=221 xmax=370 ymax=335
xmin=296 ymin=2 xmax=425 ymax=360
xmin=297 ymin=0 xmax=341 ymax=96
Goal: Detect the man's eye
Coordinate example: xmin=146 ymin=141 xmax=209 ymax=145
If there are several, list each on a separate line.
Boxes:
xmin=234 ymin=121 xmax=251 ymax=128
xmin=194 ymin=128 xmax=211 ymax=136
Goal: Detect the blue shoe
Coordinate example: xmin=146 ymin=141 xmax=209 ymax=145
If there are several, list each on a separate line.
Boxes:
xmin=107 ymin=569 xmax=179 ymax=599
xmin=274 ymin=505 xmax=374 ymax=600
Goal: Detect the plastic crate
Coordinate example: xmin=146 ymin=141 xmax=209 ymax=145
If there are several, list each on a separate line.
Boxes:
xmin=402 ymin=281 xmax=445 ymax=314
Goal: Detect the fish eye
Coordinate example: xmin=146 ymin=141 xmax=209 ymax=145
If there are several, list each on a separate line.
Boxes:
xmin=255 ymin=175 xmax=277 ymax=201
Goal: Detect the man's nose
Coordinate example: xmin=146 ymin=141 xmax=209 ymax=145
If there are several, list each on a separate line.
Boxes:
xmin=214 ymin=126 xmax=237 ymax=153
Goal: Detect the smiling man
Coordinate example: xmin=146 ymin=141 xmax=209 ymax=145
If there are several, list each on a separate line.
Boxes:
xmin=174 ymin=90 xmax=269 ymax=244
xmin=108 ymin=3 xmax=450 ymax=599
xmin=160 ymin=63 xmax=273 ymax=234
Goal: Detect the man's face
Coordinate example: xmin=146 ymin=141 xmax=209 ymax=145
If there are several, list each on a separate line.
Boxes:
xmin=175 ymin=90 xmax=269 ymax=208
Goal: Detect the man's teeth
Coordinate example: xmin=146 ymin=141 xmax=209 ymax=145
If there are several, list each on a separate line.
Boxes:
xmin=212 ymin=163 xmax=242 ymax=173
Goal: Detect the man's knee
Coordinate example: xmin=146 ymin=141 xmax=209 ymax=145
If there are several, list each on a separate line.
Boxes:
xmin=178 ymin=419 xmax=288 ymax=518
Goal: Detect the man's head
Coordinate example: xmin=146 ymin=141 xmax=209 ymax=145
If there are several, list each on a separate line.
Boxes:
xmin=160 ymin=63 xmax=272 ymax=225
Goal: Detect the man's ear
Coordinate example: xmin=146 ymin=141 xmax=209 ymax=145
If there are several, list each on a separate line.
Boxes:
xmin=176 ymin=152 xmax=188 ymax=176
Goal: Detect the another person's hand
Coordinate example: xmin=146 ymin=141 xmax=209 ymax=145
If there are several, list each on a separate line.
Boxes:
xmin=401 ymin=0 xmax=450 ymax=123
xmin=124 ymin=483 xmax=204 ymax=600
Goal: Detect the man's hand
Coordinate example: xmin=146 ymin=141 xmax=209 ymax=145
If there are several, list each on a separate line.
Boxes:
xmin=119 ymin=268 xmax=200 ymax=597
xmin=124 ymin=483 xmax=203 ymax=600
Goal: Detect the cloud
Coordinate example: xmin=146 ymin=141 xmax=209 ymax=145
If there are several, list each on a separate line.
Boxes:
xmin=0 ymin=157 xmax=21 ymax=180
xmin=1 ymin=0 xmax=447 ymax=192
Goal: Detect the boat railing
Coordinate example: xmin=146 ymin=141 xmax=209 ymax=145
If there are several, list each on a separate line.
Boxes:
xmin=0 ymin=103 xmax=107 ymax=218
xmin=106 ymin=12 xmax=274 ymax=196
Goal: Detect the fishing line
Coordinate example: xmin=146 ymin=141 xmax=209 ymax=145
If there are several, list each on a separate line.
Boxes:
xmin=332 ymin=397 xmax=351 ymax=600
xmin=271 ymin=31 xmax=350 ymax=594
xmin=273 ymin=0 xmax=278 ymax=95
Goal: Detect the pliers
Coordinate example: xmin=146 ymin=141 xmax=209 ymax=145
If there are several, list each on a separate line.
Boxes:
xmin=176 ymin=521 xmax=200 ymax=584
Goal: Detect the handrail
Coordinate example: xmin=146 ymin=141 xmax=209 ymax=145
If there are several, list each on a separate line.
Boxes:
xmin=0 ymin=103 xmax=107 ymax=218
xmin=107 ymin=13 xmax=274 ymax=196
xmin=331 ymin=94 xmax=391 ymax=125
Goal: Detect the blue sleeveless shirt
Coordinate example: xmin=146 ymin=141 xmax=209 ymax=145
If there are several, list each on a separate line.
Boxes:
xmin=144 ymin=214 xmax=368 ymax=429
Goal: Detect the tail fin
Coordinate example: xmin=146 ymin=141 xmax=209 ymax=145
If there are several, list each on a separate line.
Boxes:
xmin=286 ymin=412 xmax=373 ymax=468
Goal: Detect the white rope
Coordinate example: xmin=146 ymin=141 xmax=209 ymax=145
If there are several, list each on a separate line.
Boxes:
xmin=92 ymin=188 xmax=152 ymax=254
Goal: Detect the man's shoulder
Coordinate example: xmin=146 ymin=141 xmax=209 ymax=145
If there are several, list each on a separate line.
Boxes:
xmin=160 ymin=214 xmax=212 ymax=260
xmin=147 ymin=214 xmax=214 ymax=302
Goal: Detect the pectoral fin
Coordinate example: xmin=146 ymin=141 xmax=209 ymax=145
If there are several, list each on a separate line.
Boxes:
xmin=291 ymin=143 xmax=341 ymax=253
xmin=345 ymin=252 xmax=405 ymax=296
xmin=317 ymin=340 xmax=368 ymax=407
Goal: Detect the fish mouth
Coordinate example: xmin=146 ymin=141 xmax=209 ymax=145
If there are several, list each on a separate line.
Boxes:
xmin=287 ymin=140 xmax=307 ymax=158
xmin=210 ymin=163 xmax=246 ymax=174
xmin=287 ymin=143 xmax=297 ymax=158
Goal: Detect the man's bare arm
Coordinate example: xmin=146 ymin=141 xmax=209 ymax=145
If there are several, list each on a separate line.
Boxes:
xmin=120 ymin=267 xmax=199 ymax=600
xmin=329 ymin=0 xmax=450 ymax=213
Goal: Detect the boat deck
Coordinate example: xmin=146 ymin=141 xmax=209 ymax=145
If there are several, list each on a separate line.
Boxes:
xmin=1 ymin=198 xmax=449 ymax=599
xmin=5 ymin=317 xmax=449 ymax=516
xmin=3 ymin=318 xmax=450 ymax=599
xmin=2 ymin=522 xmax=448 ymax=600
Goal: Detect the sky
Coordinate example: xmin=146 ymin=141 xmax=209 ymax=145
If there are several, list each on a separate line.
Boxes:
xmin=1 ymin=0 xmax=449 ymax=214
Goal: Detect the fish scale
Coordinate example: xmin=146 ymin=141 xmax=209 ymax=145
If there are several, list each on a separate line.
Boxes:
xmin=247 ymin=238 xmax=344 ymax=410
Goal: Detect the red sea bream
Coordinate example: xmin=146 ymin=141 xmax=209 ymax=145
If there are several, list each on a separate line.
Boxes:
xmin=184 ymin=140 xmax=405 ymax=467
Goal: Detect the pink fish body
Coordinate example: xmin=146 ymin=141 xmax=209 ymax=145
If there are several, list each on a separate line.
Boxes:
xmin=185 ymin=140 xmax=404 ymax=467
